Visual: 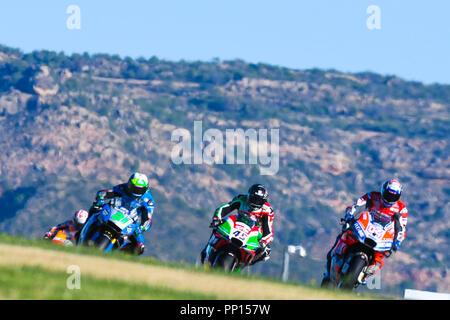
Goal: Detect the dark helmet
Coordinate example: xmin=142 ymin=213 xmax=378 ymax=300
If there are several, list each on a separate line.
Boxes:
xmin=380 ymin=179 xmax=403 ymax=207
xmin=126 ymin=172 xmax=149 ymax=197
xmin=247 ymin=184 xmax=268 ymax=210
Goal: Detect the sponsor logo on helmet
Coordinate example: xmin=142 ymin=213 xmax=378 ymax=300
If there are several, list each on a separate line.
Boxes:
xmin=75 ymin=210 xmax=88 ymax=224
xmin=131 ymin=172 xmax=148 ymax=187
xmin=387 ymin=180 xmax=402 ymax=194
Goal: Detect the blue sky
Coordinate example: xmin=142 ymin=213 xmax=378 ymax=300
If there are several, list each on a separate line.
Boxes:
xmin=0 ymin=0 xmax=449 ymax=84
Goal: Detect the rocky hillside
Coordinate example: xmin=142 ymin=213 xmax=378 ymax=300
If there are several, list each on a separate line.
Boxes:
xmin=0 ymin=45 xmax=448 ymax=296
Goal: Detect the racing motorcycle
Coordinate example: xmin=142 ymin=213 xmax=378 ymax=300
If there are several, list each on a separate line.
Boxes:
xmin=78 ymin=200 xmax=142 ymax=254
xmin=329 ymin=210 xmax=395 ymax=289
xmin=203 ymin=213 xmax=263 ymax=272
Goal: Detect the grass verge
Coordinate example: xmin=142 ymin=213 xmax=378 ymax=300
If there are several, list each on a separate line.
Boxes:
xmin=0 ymin=234 xmax=383 ymax=300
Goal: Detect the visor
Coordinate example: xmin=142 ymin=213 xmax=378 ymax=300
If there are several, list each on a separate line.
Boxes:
xmin=248 ymin=194 xmax=265 ymax=207
xmin=128 ymin=183 xmax=147 ymax=196
xmin=382 ymin=190 xmax=400 ymax=203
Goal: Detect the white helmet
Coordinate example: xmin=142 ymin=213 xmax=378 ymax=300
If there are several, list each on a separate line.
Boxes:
xmin=73 ymin=210 xmax=89 ymax=227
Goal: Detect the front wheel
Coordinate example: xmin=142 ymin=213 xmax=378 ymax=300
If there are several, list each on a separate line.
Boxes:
xmin=214 ymin=252 xmax=237 ymax=272
xmin=94 ymin=234 xmax=113 ymax=251
xmin=339 ymin=254 xmax=368 ymax=290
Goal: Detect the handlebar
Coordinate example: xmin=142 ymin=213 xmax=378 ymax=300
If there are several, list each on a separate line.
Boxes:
xmin=209 ymin=219 xmax=223 ymax=228
xmin=340 ymin=218 xmax=354 ymax=232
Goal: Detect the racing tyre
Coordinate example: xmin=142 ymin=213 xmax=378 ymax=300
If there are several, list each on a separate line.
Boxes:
xmin=215 ymin=252 xmax=237 ymax=272
xmin=340 ymin=254 xmax=367 ymax=290
xmin=95 ymin=234 xmax=112 ymax=251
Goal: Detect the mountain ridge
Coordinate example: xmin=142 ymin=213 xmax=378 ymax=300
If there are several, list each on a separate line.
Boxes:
xmin=0 ymin=44 xmax=448 ymax=296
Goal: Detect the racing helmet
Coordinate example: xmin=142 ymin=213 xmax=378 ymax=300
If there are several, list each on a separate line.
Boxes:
xmin=72 ymin=210 xmax=88 ymax=228
xmin=247 ymin=184 xmax=268 ymax=210
xmin=127 ymin=172 xmax=149 ymax=197
xmin=380 ymin=179 xmax=403 ymax=207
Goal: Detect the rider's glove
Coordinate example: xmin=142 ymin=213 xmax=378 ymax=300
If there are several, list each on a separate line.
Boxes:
xmin=392 ymin=240 xmax=401 ymax=252
xmin=93 ymin=191 xmax=107 ymax=209
xmin=340 ymin=207 xmax=355 ymax=231
xmin=344 ymin=206 xmax=355 ymax=220
xmin=340 ymin=218 xmax=352 ymax=232
xmin=43 ymin=232 xmax=53 ymax=240
xmin=93 ymin=199 xmax=105 ymax=210
xmin=136 ymin=242 xmax=145 ymax=255
xmin=209 ymin=218 xmax=222 ymax=228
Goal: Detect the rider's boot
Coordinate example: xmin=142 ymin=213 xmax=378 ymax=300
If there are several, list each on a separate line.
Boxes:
xmin=321 ymin=264 xmax=332 ymax=287
xmin=321 ymin=233 xmax=343 ymax=287
xmin=200 ymin=246 xmax=207 ymax=264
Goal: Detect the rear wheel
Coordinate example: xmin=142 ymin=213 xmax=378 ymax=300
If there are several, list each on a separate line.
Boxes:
xmin=339 ymin=254 xmax=367 ymax=290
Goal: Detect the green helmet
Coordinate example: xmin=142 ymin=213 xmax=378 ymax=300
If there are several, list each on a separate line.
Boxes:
xmin=127 ymin=172 xmax=149 ymax=197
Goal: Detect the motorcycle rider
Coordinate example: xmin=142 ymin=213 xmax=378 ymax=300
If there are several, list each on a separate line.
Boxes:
xmin=83 ymin=172 xmax=155 ymax=255
xmin=44 ymin=209 xmax=89 ymax=244
xmin=321 ymin=179 xmax=408 ymax=286
xmin=201 ymin=184 xmax=275 ymax=265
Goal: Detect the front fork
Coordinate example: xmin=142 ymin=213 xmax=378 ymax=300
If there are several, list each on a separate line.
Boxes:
xmin=78 ymin=215 xmax=98 ymax=245
xmin=204 ymin=234 xmax=219 ymax=266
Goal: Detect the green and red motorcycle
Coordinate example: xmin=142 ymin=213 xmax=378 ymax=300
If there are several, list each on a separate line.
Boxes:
xmin=203 ymin=213 xmax=263 ymax=272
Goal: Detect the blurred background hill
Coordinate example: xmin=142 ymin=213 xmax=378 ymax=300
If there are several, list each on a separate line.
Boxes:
xmin=0 ymin=44 xmax=448 ymax=296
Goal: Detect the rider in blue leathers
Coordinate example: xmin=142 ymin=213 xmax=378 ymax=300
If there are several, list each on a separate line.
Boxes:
xmin=83 ymin=172 xmax=155 ymax=255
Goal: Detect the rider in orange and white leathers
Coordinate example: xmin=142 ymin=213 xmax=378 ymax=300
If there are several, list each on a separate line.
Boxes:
xmin=44 ymin=210 xmax=89 ymax=244
xmin=322 ymin=179 xmax=408 ymax=285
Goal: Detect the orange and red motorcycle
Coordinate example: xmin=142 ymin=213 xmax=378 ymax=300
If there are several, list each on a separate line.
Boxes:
xmin=328 ymin=210 xmax=395 ymax=289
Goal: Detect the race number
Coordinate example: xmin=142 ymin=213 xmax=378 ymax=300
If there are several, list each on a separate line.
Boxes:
xmin=367 ymin=224 xmax=384 ymax=239
xmin=232 ymin=230 xmax=249 ymax=242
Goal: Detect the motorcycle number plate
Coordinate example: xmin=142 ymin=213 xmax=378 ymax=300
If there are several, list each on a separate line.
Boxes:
xmin=366 ymin=224 xmax=384 ymax=239
xmin=232 ymin=230 xmax=250 ymax=242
